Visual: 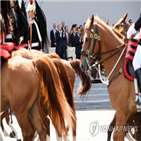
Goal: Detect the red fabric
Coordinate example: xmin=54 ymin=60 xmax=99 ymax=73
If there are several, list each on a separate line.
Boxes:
xmin=128 ymin=40 xmax=138 ymax=47
xmin=0 ymin=34 xmax=3 ymax=44
xmin=123 ymin=59 xmax=133 ymax=81
xmin=16 ymin=44 xmax=28 ymax=50
xmin=125 ymin=54 xmax=133 ymax=60
xmin=0 ymin=49 xmax=11 ymax=60
xmin=125 ymin=40 xmax=138 ymax=60
xmin=127 ymin=47 xmax=136 ymax=54
xmin=0 ymin=42 xmax=15 ymax=52
xmin=30 ymin=0 xmax=33 ymax=5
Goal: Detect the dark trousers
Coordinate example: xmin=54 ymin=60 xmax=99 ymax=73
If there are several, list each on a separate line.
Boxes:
xmin=63 ymin=46 xmax=67 ymax=60
xmin=76 ymin=53 xmax=81 ymax=59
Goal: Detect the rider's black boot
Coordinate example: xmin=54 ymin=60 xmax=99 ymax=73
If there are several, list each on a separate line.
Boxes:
xmin=135 ymin=68 xmax=141 ymax=105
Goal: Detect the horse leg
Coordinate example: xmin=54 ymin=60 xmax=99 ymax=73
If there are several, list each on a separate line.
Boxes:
xmin=13 ymin=111 xmax=35 ymax=141
xmin=134 ymin=113 xmax=141 ymax=141
xmin=28 ymin=102 xmax=47 ymax=141
xmin=107 ymin=113 xmax=116 ymax=141
xmin=71 ymin=110 xmax=76 ymax=141
xmin=0 ymin=110 xmax=9 ymax=131
xmin=113 ymin=111 xmax=126 ymax=141
xmin=39 ymin=105 xmax=50 ymax=138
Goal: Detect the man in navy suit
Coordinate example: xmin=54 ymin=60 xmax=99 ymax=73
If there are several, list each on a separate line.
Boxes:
xmin=75 ymin=27 xmax=83 ymax=59
xmin=70 ymin=26 xmax=83 ymax=59
xmin=64 ymin=25 xmax=70 ymax=46
xmin=50 ymin=23 xmax=57 ymax=47
xmin=56 ymin=24 xmax=66 ymax=59
xmin=61 ymin=21 xmax=65 ymax=31
xmin=70 ymin=25 xmax=77 ymax=47
xmin=62 ymin=25 xmax=70 ymax=60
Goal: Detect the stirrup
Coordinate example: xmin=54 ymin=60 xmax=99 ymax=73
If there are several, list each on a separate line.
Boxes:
xmin=135 ymin=93 xmax=141 ymax=105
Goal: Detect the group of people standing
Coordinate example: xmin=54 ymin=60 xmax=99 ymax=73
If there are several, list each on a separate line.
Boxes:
xmin=1 ymin=0 xmax=48 ymax=52
xmin=50 ymin=21 xmax=85 ymax=59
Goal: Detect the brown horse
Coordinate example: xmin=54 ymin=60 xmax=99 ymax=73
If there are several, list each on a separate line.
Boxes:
xmin=113 ymin=13 xmax=130 ymax=37
xmin=11 ymin=49 xmax=91 ymax=140
xmin=12 ymin=49 xmax=91 ymax=95
xmin=107 ymin=14 xmax=141 ymax=141
xmin=80 ymin=15 xmax=137 ymax=141
xmin=0 ymin=49 xmax=89 ymax=141
xmin=1 ymin=55 xmax=74 ymax=141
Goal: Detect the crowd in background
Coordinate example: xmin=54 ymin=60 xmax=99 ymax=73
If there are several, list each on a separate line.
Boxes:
xmin=50 ymin=21 xmax=86 ymax=59
xmin=49 ymin=18 xmax=132 ymax=60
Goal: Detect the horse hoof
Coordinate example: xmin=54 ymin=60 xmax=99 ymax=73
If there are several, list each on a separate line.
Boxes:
xmin=10 ymin=131 xmax=16 ymax=138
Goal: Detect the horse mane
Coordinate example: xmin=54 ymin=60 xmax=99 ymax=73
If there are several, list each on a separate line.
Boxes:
xmin=112 ymin=28 xmax=125 ymax=39
xmin=86 ymin=16 xmax=124 ymax=44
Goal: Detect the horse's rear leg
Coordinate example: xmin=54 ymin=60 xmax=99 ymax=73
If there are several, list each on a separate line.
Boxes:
xmin=64 ymin=111 xmax=76 ymax=141
xmin=72 ymin=111 xmax=76 ymax=141
xmin=13 ymin=112 xmax=35 ymax=141
xmin=28 ymin=102 xmax=47 ymax=141
xmin=39 ymin=105 xmax=50 ymax=136
xmin=107 ymin=113 xmax=116 ymax=141
xmin=0 ymin=110 xmax=9 ymax=131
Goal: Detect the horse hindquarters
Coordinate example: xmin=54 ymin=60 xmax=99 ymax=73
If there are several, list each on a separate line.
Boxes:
xmin=33 ymin=57 xmax=74 ymax=137
xmin=52 ymin=58 xmax=76 ymax=139
xmin=6 ymin=57 xmax=42 ymax=141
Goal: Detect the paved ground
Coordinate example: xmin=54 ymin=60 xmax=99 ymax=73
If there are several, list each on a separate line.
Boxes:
xmin=1 ymin=110 xmax=132 ymax=141
xmin=1 ymin=76 xmax=132 ymax=141
xmin=74 ymin=76 xmax=112 ymax=110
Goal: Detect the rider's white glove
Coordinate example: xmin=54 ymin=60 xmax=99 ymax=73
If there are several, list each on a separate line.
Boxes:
xmin=127 ymin=23 xmax=136 ymax=39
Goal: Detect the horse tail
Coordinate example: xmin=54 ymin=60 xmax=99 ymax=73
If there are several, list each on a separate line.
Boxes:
xmin=51 ymin=58 xmax=76 ymax=133
xmin=33 ymin=56 xmax=73 ymax=136
xmin=69 ymin=59 xmax=91 ymax=95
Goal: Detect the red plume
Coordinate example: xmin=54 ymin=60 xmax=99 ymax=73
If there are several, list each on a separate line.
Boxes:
xmin=30 ymin=0 xmax=33 ymax=5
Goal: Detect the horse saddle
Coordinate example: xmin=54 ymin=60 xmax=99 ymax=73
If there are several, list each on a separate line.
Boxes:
xmin=15 ymin=43 xmax=28 ymax=50
xmin=123 ymin=59 xmax=136 ymax=81
xmin=1 ymin=42 xmax=15 ymax=61
xmin=123 ymin=38 xmax=138 ymax=81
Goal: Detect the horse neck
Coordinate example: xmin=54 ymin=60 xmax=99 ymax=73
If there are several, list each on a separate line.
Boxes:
xmin=100 ymin=30 xmax=125 ymax=80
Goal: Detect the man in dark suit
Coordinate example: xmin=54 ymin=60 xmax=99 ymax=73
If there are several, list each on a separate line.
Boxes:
xmin=70 ymin=25 xmax=77 ymax=47
xmin=56 ymin=24 xmax=66 ymax=59
xmin=70 ymin=26 xmax=83 ymax=59
xmin=64 ymin=25 xmax=70 ymax=46
xmin=50 ymin=23 xmax=57 ymax=47
xmin=62 ymin=25 xmax=70 ymax=60
xmin=61 ymin=21 xmax=65 ymax=31
xmin=75 ymin=27 xmax=83 ymax=59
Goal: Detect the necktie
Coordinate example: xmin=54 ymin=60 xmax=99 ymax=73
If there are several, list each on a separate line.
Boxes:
xmin=54 ymin=30 xmax=56 ymax=41
xmin=66 ymin=33 xmax=69 ymax=45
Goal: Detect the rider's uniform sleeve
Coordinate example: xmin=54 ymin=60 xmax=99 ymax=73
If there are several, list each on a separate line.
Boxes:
xmin=135 ymin=15 xmax=141 ymax=31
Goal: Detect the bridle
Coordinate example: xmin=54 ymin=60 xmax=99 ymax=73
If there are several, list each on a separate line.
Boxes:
xmin=81 ymin=21 xmax=101 ymax=70
xmin=81 ymin=20 xmax=127 ymax=86
xmin=115 ymin=21 xmax=130 ymax=36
